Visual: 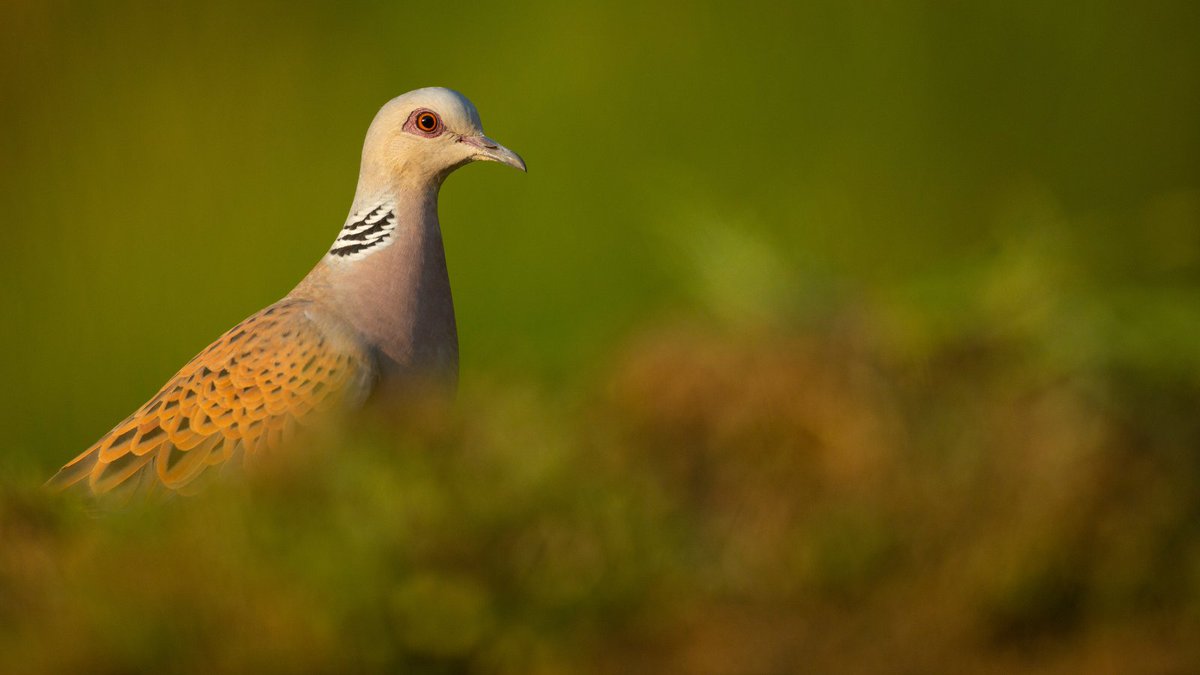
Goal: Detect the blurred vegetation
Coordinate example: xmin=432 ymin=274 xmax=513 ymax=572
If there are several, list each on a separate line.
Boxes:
xmin=3 ymin=0 xmax=1200 ymax=672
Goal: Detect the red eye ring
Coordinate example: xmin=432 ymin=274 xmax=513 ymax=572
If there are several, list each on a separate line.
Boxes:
xmin=416 ymin=111 xmax=439 ymax=133
xmin=405 ymin=108 xmax=444 ymax=138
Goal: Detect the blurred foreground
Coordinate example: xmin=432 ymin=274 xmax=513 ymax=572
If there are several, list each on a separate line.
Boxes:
xmin=4 ymin=289 xmax=1199 ymax=673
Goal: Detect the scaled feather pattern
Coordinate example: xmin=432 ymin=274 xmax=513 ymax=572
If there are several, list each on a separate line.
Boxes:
xmin=48 ymin=300 xmax=368 ymax=496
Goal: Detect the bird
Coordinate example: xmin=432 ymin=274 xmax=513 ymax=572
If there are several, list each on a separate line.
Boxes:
xmin=47 ymin=87 xmax=526 ymax=498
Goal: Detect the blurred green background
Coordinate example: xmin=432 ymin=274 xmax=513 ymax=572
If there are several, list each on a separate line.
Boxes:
xmin=3 ymin=1 xmax=1200 ymax=673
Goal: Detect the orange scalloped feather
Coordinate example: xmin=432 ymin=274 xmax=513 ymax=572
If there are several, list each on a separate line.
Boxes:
xmin=48 ymin=299 xmax=369 ymax=496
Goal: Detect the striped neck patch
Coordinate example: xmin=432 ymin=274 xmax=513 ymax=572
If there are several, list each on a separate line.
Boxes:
xmin=329 ymin=203 xmax=396 ymax=260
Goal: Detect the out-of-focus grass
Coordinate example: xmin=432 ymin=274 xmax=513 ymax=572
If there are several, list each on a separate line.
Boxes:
xmin=5 ymin=272 xmax=1200 ymax=672
xmin=3 ymin=1 xmax=1200 ymax=672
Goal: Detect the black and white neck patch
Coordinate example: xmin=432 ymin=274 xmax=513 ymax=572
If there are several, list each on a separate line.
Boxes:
xmin=329 ymin=203 xmax=396 ymax=260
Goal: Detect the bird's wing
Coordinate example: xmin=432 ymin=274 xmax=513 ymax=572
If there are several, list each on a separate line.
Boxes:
xmin=47 ymin=299 xmax=372 ymax=497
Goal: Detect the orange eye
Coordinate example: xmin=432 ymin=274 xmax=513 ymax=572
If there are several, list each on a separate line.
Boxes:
xmin=416 ymin=112 xmax=439 ymax=132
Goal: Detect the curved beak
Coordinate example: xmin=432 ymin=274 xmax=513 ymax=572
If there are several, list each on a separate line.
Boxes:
xmin=459 ymin=134 xmax=526 ymax=172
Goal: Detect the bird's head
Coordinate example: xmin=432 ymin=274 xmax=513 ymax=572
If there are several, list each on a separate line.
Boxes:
xmin=361 ymin=87 xmax=526 ymax=186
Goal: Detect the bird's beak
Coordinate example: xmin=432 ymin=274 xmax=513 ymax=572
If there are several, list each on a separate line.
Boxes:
xmin=459 ymin=134 xmax=527 ymax=172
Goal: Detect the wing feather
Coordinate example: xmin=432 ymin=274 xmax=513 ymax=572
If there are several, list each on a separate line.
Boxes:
xmin=48 ymin=299 xmax=369 ymax=496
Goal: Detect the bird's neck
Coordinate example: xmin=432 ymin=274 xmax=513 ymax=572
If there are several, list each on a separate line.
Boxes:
xmin=295 ymin=177 xmax=458 ymax=389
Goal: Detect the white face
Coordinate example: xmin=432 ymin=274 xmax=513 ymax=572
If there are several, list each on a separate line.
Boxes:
xmin=365 ymin=87 xmax=525 ymax=180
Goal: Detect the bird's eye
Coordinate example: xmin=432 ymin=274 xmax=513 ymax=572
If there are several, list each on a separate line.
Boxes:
xmin=405 ymin=109 xmax=444 ymax=138
xmin=417 ymin=112 xmax=439 ymax=133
